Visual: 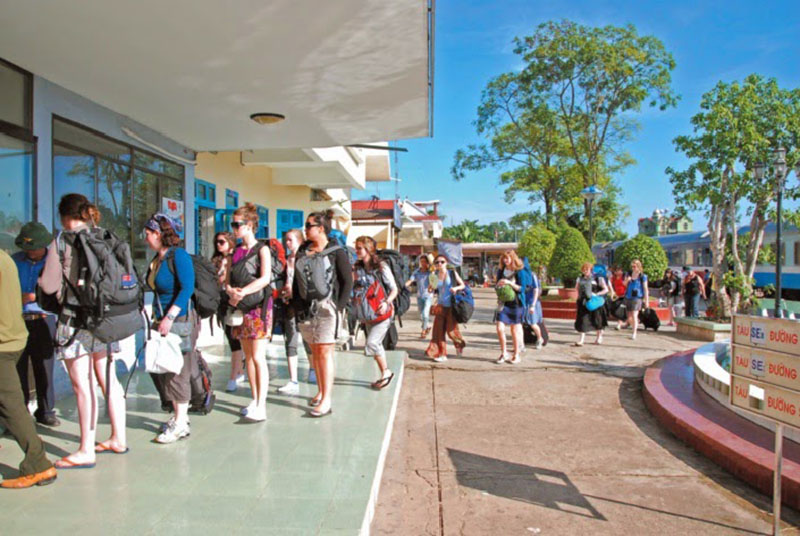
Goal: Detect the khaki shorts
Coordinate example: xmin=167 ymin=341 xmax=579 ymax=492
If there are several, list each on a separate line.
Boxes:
xmin=299 ymin=298 xmax=340 ymax=345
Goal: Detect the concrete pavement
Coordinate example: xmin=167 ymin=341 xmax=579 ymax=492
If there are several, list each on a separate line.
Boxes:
xmin=372 ymin=288 xmax=800 ymax=535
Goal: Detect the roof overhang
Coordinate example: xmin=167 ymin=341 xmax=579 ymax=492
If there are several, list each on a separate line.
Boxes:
xmin=0 ymin=0 xmax=433 ymax=150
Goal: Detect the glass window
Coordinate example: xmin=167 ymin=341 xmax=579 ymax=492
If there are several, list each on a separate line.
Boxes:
xmin=134 ymin=151 xmax=183 ymax=179
xmin=0 ymin=60 xmax=30 ymax=129
xmin=226 ymin=189 xmax=238 ymax=209
xmin=132 ymin=170 xmax=159 ymax=273
xmin=53 ymin=120 xmax=130 ymax=162
xmin=97 ymin=160 xmax=131 ymax=242
xmin=0 ymin=133 xmax=33 ymax=252
xmin=256 ymin=205 xmax=269 ymax=239
xmin=53 ymin=144 xmax=96 ymax=223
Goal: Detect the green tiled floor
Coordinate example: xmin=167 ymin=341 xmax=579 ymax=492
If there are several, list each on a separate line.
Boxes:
xmin=0 ymin=344 xmax=404 ymax=535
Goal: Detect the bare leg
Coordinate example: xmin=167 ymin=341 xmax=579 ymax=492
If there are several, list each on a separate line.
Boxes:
xmin=287 ymin=354 xmax=298 ymax=383
xmin=242 ymin=339 xmax=258 ymax=405
xmin=630 ymin=311 xmax=639 ymax=339
xmin=60 ymin=355 xmax=97 ymax=465
xmin=309 ymin=345 xmax=322 ymax=404
xmin=510 ymin=324 xmax=522 ymax=362
xmin=92 ymin=352 xmax=126 ymax=451
xmin=373 ymin=353 xmax=389 ymax=377
xmin=317 ymin=343 xmax=335 ymax=412
xmin=252 ymin=338 xmax=269 ymax=407
xmin=495 ymin=322 xmax=507 ymax=358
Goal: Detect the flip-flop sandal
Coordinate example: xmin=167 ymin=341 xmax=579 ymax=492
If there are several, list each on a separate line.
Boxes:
xmin=308 ymin=407 xmax=333 ymax=418
xmin=308 ymin=397 xmax=322 ymax=407
xmin=372 ymin=372 xmax=395 ymax=390
xmin=95 ymin=443 xmax=130 ymax=455
xmin=55 ymin=457 xmax=96 ymax=470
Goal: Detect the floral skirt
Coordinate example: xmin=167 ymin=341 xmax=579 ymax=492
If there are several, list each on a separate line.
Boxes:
xmin=232 ymin=297 xmax=274 ymax=340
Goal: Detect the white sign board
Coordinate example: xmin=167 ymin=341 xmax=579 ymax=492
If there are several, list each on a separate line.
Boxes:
xmin=732 ymin=314 xmax=800 ymax=356
xmin=731 ymin=375 xmax=800 ymax=429
xmin=161 ymin=197 xmax=184 ymax=238
xmin=730 ymin=344 xmax=800 ymax=391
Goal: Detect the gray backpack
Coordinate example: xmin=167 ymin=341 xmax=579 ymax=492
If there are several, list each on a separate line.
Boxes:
xmin=295 ymin=246 xmax=342 ymax=303
xmin=59 ymin=227 xmax=144 ymax=345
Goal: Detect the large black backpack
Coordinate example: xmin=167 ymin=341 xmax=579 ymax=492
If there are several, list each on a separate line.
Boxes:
xmin=59 ymin=227 xmax=144 ymax=344
xmin=164 ymin=249 xmax=221 ymax=319
xmin=378 ymin=249 xmax=411 ymax=319
xmin=229 ymin=243 xmax=268 ymax=312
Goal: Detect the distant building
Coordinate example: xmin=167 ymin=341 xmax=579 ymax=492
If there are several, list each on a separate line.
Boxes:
xmin=638 ymin=209 xmax=693 ymax=236
xmin=397 ymin=199 xmax=444 ymax=256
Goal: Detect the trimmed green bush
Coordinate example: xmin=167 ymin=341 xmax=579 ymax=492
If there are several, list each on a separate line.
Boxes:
xmin=518 ymin=224 xmax=556 ymax=277
xmin=548 ymin=226 xmax=594 ymax=287
xmin=613 ymin=234 xmax=668 ymax=281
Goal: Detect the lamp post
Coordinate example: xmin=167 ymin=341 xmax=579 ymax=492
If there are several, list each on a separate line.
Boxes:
xmin=580 ymin=185 xmax=604 ymax=247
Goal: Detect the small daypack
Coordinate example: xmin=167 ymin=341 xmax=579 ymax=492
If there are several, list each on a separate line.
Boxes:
xmin=163 ymin=249 xmax=221 ymax=319
xmin=229 ymin=243 xmax=268 ymax=312
xmin=451 ymin=271 xmax=475 ymax=324
xmin=295 ymin=245 xmax=342 ymax=303
xmin=59 ymin=227 xmax=144 ymax=344
xmin=377 ymin=249 xmax=411 ymax=318
xmin=352 ymin=266 xmax=393 ymax=325
xmin=188 ymin=350 xmax=216 ymax=415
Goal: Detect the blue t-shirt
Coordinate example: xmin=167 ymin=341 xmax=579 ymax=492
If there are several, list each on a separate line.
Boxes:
xmin=625 ymin=274 xmax=647 ymax=300
xmin=151 ymin=247 xmax=195 ymax=318
xmin=411 ymin=268 xmax=432 ymax=299
xmin=436 ymin=272 xmax=453 ymax=307
xmin=12 ymin=251 xmax=50 ymax=315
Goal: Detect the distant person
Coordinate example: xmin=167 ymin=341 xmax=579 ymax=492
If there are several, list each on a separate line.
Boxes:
xmin=683 ymin=270 xmax=706 ymax=318
xmin=425 ymin=254 xmax=466 ymax=362
xmin=211 ymin=231 xmax=245 ymax=393
xmin=573 ymin=262 xmax=608 ymax=346
xmin=12 ymin=222 xmax=60 ymax=426
xmin=609 ymin=266 xmax=628 ymax=330
xmin=523 ymin=258 xmax=544 ymax=350
xmin=623 ymin=260 xmax=648 ymax=340
xmin=276 ymin=228 xmax=304 ymax=395
xmin=405 ymin=254 xmax=434 ymax=339
xmin=0 ymin=248 xmax=57 ymax=488
xmin=494 ymin=250 xmax=526 ymax=363
xmin=659 ymin=269 xmax=682 ymax=326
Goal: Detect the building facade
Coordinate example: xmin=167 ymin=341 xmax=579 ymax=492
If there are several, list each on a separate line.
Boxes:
xmin=638 ymin=209 xmax=693 ymax=237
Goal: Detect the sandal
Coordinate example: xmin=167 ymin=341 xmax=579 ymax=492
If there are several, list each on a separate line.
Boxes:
xmin=55 ymin=456 xmax=96 ymax=470
xmin=495 ymin=355 xmax=507 ymax=364
xmin=95 ymin=443 xmax=129 ymax=455
xmin=371 ymin=372 xmax=395 ymax=390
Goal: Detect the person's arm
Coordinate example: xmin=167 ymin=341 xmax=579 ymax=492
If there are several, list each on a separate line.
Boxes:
xmin=38 ymin=239 xmax=62 ymax=297
xmin=596 ymin=277 xmax=609 ymax=297
xmin=643 ymin=275 xmax=649 ymax=304
xmin=450 ymin=270 xmax=466 ymax=293
xmin=158 ymin=249 xmax=195 ymax=334
xmin=698 ymin=278 xmax=706 ymax=299
xmin=237 ymin=246 xmax=272 ymax=296
xmin=379 ymin=263 xmax=398 ymax=315
xmin=334 ymin=249 xmax=354 ymax=311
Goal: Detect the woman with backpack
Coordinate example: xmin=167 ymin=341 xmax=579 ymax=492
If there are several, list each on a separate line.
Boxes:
xmin=623 ymin=259 xmax=649 ymax=340
xmin=522 ymin=257 xmax=545 ymax=351
xmin=276 ymin=228 xmax=304 ymax=395
xmin=353 ymin=236 xmax=398 ymax=390
xmin=227 ymin=203 xmax=273 ymax=422
xmin=683 ymin=270 xmax=706 ymax=318
xmin=293 ymin=212 xmax=353 ymax=417
xmin=425 ymin=254 xmax=467 ymax=363
xmin=144 ymin=213 xmax=198 ymax=444
xmin=405 ymin=254 xmax=434 ymax=339
xmin=573 ymin=262 xmax=609 ymax=346
xmin=494 ymin=250 xmax=527 ymax=364
xmin=39 ymin=194 xmax=128 ymax=466
xmin=212 ymin=232 xmax=245 ymax=393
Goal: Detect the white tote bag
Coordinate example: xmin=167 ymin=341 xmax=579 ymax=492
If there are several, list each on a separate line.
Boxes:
xmin=144 ymin=332 xmax=184 ymax=374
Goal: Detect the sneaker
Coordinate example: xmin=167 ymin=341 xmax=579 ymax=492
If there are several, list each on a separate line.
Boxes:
xmin=159 ymin=416 xmax=190 ymax=434
xmin=536 ymin=340 xmax=543 ymax=350
xmin=433 ymin=356 xmax=447 ymax=363
xmin=631 ymin=333 xmax=637 ymax=340
xmin=245 ymin=404 xmax=267 ymax=422
xmin=277 ymin=381 xmax=300 ymax=395
xmin=226 ymin=379 xmax=238 ymax=393
xmin=308 ymin=369 xmax=317 ymax=385
xmin=235 ymin=374 xmax=246 ymax=384
xmin=615 ymin=324 xmax=622 ymax=331
xmin=155 ymin=420 xmax=190 ymax=444
xmin=240 ymin=400 xmax=257 ymax=417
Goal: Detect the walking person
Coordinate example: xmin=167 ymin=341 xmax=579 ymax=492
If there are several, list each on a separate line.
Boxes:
xmin=293 ymin=212 xmax=353 ymax=417
xmin=228 ymin=203 xmax=274 ymax=422
xmin=683 ymin=270 xmax=706 ymax=318
xmin=610 ymin=266 xmax=628 ymax=330
xmin=0 ymin=248 xmax=57 ymax=488
xmin=659 ymin=269 xmax=682 ymax=326
xmin=573 ymin=262 xmax=609 ymax=346
xmin=276 ymin=228 xmax=304 ymax=395
xmin=353 ymin=236 xmax=397 ymax=390
xmin=12 ymin=222 xmax=60 ymax=426
xmin=211 ymin=232 xmax=245 ymax=393
xmin=424 ymin=254 xmax=466 ymax=362
xmin=623 ymin=260 xmax=648 ymax=340
xmin=494 ymin=250 xmax=526 ymax=364
xmin=523 ymin=258 xmax=544 ymax=350
xmin=405 ymin=254 xmax=434 ymax=339
xmin=144 ymin=213 xmax=199 ymax=443
xmin=39 ymin=194 xmax=128 ymax=466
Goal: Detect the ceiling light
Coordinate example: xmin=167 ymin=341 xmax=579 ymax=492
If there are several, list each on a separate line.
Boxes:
xmin=250 ymin=113 xmax=285 ymax=125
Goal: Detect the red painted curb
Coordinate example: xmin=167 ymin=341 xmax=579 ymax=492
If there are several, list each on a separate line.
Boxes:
xmin=643 ymin=351 xmax=800 ymax=509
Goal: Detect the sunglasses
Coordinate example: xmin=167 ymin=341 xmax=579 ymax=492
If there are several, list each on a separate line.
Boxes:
xmin=231 ymin=221 xmax=246 ymax=229
xmin=435 ymin=260 xmax=447 ymax=265
xmin=216 ymin=239 xmax=227 ymax=246
xmin=304 ymin=222 xmax=320 ymax=230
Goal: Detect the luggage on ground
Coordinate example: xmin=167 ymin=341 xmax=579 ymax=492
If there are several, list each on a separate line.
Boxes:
xmin=523 ymin=320 xmax=549 ymax=346
xmin=188 ymin=350 xmax=216 ymax=415
xmin=638 ymin=307 xmax=661 ymax=331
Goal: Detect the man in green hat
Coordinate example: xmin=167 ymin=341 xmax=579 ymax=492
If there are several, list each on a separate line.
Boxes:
xmin=12 ymin=222 xmax=60 ymax=427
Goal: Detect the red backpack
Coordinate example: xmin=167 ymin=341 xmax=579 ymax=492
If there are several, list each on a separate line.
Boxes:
xmin=262 ymin=238 xmax=287 ymax=297
xmin=352 ymin=267 xmax=393 ymax=325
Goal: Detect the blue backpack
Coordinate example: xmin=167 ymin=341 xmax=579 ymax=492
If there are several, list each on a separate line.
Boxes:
xmin=451 ymin=270 xmax=475 ymax=323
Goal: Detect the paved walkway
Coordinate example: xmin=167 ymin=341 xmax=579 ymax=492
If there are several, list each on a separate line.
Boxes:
xmin=373 ymin=288 xmax=800 ymax=534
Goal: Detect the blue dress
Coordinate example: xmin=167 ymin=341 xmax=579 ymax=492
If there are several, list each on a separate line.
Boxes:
xmin=495 ymin=268 xmax=525 ymax=325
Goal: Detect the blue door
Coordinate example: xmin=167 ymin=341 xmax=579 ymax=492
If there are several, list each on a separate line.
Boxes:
xmin=277 ymin=209 xmax=304 ymax=241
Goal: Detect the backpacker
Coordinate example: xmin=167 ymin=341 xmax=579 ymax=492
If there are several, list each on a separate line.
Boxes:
xmin=377 ymin=249 xmax=411 ymax=318
xmin=58 ymin=227 xmax=144 ymax=344
xmin=295 ymin=245 xmax=342 ymax=303
xmin=523 ymin=320 xmax=549 ymax=346
xmin=352 ymin=267 xmax=393 ymax=325
xmin=188 ymin=350 xmax=216 ymax=415
xmin=451 ymin=271 xmax=475 ymax=324
xmin=229 ymin=243 xmax=268 ymax=312
xmin=638 ymin=307 xmax=661 ymax=331
xmin=164 ymin=249 xmax=221 ymax=319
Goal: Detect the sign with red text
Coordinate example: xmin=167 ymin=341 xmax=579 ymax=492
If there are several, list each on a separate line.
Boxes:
xmin=732 ymin=315 xmax=800 ymax=356
xmin=731 ymin=344 xmax=800 ymax=391
xmin=730 ymin=375 xmax=800 ymax=429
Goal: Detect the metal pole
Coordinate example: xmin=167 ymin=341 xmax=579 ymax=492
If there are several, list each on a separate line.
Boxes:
xmin=588 ymin=199 xmax=594 ymax=248
xmin=774 ymin=422 xmax=783 ymax=535
xmin=775 ymin=187 xmax=783 ymax=318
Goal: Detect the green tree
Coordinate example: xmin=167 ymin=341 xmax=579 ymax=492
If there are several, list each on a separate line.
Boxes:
xmin=516 ymin=20 xmax=677 ymax=242
xmin=442 ymin=220 xmax=489 ymax=243
xmin=518 ymin=224 xmax=556 ymax=280
xmin=548 ymin=226 xmax=594 ymax=287
xmin=667 ymin=74 xmax=800 ymax=314
xmin=613 ymin=234 xmax=668 ymax=282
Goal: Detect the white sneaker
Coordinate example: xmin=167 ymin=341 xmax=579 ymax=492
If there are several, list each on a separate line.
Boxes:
xmin=536 ymin=340 xmax=543 ymax=350
xmin=235 ymin=374 xmax=246 ymax=384
xmin=226 ymin=379 xmax=238 ymax=393
xmin=631 ymin=333 xmax=637 ymax=340
xmin=155 ymin=420 xmax=190 ymax=444
xmin=158 ymin=416 xmax=190 ymax=434
xmin=245 ymin=403 xmax=267 ymax=422
xmin=433 ymin=356 xmax=447 ymax=363
xmin=277 ymin=381 xmax=300 ymax=395
xmin=240 ymin=400 xmax=257 ymax=416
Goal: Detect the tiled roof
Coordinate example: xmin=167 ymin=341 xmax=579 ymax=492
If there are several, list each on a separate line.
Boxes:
xmin=351 ymin=199 xmax=397 ymax=220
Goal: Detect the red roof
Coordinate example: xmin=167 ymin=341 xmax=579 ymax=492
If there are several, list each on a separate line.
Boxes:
xmin=352 ymin=200 xmax=396 ymax=211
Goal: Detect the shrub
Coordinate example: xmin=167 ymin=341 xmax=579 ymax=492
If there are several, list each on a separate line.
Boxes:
xmin=548 ymin=226 xmax=594 ymax=287
xmin=613 ymin=234 xmax=668 ymax=281
xmin=518 ymin=224 xmax=556 ymax=279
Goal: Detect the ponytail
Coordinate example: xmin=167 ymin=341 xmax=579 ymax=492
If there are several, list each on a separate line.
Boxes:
xmin=58 ymin=193 xmax=101 ymax=225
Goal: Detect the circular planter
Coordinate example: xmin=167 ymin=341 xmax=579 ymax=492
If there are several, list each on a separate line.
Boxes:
xmin=557 ymin=288 xmax=578 ymax=300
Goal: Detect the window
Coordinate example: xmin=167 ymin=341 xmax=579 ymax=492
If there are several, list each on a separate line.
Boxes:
xmin=0 ymin=59 xmax=34 ymax=253
xmin=277 ymin=209 xmax=304 ymax=240
xmin=226 ymin=189 xmax=238 ymax=209
xmin=255 ymin=205 xmax=269 ymax=239
xmin=52 ymin=117 xmax=184 ymax=272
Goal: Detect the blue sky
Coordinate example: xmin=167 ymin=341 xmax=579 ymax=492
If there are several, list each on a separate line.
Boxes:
xmin=356 ymin=0 xmax=800 ymax=236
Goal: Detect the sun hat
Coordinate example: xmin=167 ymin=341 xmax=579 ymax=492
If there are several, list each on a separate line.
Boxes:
xmin=15 ymin=222 xmax=53 ymax=251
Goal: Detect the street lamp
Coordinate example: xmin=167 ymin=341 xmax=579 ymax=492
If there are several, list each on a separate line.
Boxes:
xmin=580 ymin=185 xmax=603 ymax=247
